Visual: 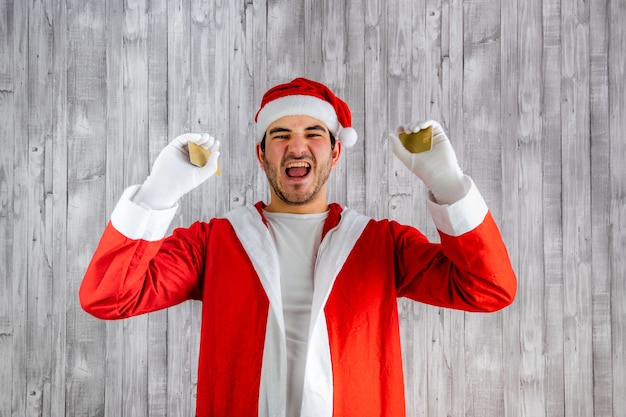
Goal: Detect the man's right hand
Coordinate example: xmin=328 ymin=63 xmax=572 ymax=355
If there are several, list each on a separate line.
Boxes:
xmin=133 ymin=133 xmax=220 ymax=210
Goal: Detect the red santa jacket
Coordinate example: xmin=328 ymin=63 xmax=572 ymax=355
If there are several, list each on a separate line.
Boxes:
xmin=79 ymin=181 xmax=516 ymax=417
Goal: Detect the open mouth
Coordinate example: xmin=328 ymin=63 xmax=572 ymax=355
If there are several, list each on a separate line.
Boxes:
xmin=285 ymin=161 xmax=311 ymax=178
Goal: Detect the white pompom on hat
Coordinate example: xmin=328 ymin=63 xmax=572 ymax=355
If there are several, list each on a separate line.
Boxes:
xmin=255 ymin=78 xmax=358 ymax=147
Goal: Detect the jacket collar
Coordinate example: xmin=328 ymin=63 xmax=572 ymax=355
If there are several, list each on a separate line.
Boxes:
xmin=253 ymin=201 xmax=343 ymax=240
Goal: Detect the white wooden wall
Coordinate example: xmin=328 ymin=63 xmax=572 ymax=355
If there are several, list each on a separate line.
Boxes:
xmin=1 ymin=0 xmax=624 ymax=416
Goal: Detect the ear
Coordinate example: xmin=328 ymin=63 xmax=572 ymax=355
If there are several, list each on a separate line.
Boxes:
xmin=255 ymin=142 xmax=265 ymax=169
xmin=331 ymin=140 xmax=342 ymax=168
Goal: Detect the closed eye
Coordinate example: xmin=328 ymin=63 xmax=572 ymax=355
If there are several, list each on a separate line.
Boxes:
xmin=268 ymin=125 xmax=328 ymax=140
xmin=305 ymin=125 xmax=328 ymax=137
xmin=268 ymin=127 xmax=291 ymax=140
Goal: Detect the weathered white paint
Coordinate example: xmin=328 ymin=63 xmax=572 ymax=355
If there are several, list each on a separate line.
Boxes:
xmin=0 ymin=0 xmax=624 ymax=416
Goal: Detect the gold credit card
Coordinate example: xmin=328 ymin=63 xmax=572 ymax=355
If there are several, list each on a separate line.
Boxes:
xmin=398 ymin=125 xmax=433 ymax=154
xmin=188 ymin=141 xmax=220 ymax=176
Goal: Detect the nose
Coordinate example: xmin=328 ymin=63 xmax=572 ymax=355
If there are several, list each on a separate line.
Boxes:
xmin=286 ymin=133 xmax=309 ymax=156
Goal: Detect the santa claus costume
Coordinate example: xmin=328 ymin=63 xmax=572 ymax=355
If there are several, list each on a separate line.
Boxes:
xmin=80 ymin=78 xmax=517 ymax=417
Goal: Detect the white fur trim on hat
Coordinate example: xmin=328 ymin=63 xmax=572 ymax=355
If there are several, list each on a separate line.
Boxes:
xmin=338 ymin=127 xmax=357 ymax=148
xmin=256 ymin=95 xmax=342 ymax=141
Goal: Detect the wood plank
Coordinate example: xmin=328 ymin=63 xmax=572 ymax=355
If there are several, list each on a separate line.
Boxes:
xmin=225 ymin=0 xmax=258 ymax=216
xmin=363 ymin=0 xmax=387 ymax=220
xmin=462 ymin=0 xmax=506 ymax=416
xmin=49 ymin=0 xmax=69 ymax=416
xmin=516 ymin=0 xmax=548 ymax=416
xmin=266 ymin=0 xmax=305 ymax=85
xmin=561 ymin=0 xmax=594 ymax=415
xmin=398 ymin=300 xmax=428 ymax=417
xmin=27 ymin=0 xmax=57 ymax=412
xmin=608 ymin=2 xmax=626 ymax=416
xmin=589 ymin=0 xmax=613 ymax=416
xmin=189 ymin=0 xmax=222 ymax=219
xmin=203 ymin=0 xmax=230 ymax=217
xmin=426 ymin=306 xmax=448 ymax=417
xmin=386 ymin=0 xmax=416 ymax=211
xmin=303 ymin=0 xmax=323 ymax=77
xmin=462 ymin=0 xmax=503 ymax=210
xmin=65 ymin=0 xmax=108 ymax=415
xmin=541 ymin=0 xmax=565 ymax=415
xmin=320 ymin=0 xmax=349 ymax=206
xmin=26 ymin=2 xmax=56 ymax=411
xmin=10 ymin=0 xmax=30 ymax=409
xmin=247 ymin=0 xmax=269 ymax=205
xmin=0 ymin=0 xmax=16 ymax=415
xmin=343 ymin=0 xmax=366 ymax=213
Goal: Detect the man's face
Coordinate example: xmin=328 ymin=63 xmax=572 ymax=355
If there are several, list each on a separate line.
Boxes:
xmin=256 ymin=115 xmax=341 ymax=213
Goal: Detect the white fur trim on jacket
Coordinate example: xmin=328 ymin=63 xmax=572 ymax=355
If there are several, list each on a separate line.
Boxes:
xmin=427 ymin=176 xmax=489 ymax=236
xmin=225 ymin=205 xmax=370 ymax=417
xmin=110 ymin=185 xmax=179 ymax=241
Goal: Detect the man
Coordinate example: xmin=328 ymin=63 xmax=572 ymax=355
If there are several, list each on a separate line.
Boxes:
xmin=80 ymin=78 xmax=516 ymax=417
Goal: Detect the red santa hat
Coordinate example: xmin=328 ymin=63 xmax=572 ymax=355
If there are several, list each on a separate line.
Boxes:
xmin=254 ymin=78 xmax=358 ymax=147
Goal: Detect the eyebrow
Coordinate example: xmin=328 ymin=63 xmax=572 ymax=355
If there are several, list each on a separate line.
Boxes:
xmin=268 ymin=125 xmax=328 ymax=135
xmin=306 ymin=125 xmax=328 ymax=133
xmin=268 ymin=127 xmax=291 ymax=135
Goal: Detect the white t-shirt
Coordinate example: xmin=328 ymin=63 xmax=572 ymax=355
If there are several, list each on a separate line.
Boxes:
xmin=263 ymin=210 xmax=328 ymax=417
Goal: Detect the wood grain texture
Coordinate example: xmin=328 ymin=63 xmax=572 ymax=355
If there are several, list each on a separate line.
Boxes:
xmin=609 ymin=3 xmax=626 ymax=417
xmin=0 ymin=1 xmax=15 ymax=416
xmin=541 ymin=0 xmax=566 ymax=415
xmin=65 ymin=0 xmax=109 ymax=415
xmin=1 ymin=0 xmax=624 ymax=416
xmin=561 ymin=1 xmax=594 ymax=416
xmin=589 ymin=1 xmax=612 ymax=417
xmin=462 ymin=1 xmax=506 ymax=417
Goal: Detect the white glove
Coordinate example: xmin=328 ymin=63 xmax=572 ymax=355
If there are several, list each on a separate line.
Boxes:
xmin=133 ymin=133 xmax=220 ymax=210
xmin=389 ymin=120 xmax=467 ymax=205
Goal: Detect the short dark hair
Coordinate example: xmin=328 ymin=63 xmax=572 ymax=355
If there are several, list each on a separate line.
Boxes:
xmin=259 ymin=131 xmax=336 ymax=152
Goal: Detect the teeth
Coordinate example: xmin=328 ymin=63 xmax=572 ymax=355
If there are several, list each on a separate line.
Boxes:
xmin=286 ymin=161 xmax=310 ymax=168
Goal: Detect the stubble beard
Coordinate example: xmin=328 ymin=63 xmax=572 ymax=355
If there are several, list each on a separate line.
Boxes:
xmin=263 ymin=152 xmax=333 ymax=206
